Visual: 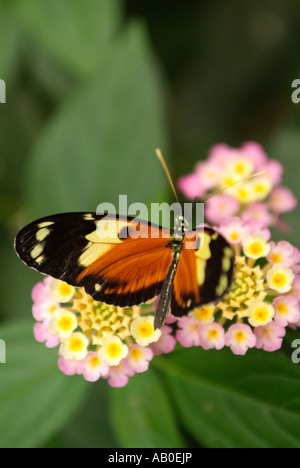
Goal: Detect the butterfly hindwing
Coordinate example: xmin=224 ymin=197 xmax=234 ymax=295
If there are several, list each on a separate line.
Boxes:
xmin=15 ymin=212 xmax=174 ymax=307
xmin=171 ymin=227 xmax=235 ymax=317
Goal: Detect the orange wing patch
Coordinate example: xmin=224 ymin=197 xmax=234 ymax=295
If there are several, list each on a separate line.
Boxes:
xmin=78 ymin=236 xmax=173 ymax=307
xmin=172 ymin=246 xmax=199 ymax=310
xmin=171 ymin=228 xmax=235 ymax=317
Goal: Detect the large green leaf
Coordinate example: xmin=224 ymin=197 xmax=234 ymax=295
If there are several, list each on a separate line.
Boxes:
xmin=23 ymin=22 xmax=168 ymax=218
xmin=0 ymin=320 xmax=88 ymax=448
xmin=52 ymin=381 xmax=117 ymax=448
xmin=0 ymin=2 xmax=19 ymax=82
xmin=0 ymin=230 xmax=40 ymax=320
xmin=110 ymin=370 xmax=185 ymax=448
xmin=11 ymin=0 xmax=121 ymax=78
xmin=155 ymin=347 xmax=300 ymax=448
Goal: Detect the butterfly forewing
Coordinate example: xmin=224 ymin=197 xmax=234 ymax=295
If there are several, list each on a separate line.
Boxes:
xmin=15 ymin=212 xmax=174 ymax=307
xmin=80 ymin=236 xmax=173 ymax=306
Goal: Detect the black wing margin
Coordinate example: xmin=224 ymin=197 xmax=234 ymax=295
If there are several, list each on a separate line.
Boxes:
xmin=14 ymin=213 xmax=102 ymax=284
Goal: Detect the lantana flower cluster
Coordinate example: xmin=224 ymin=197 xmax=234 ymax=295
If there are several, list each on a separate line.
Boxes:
xmin=178 ymin=142 xmax=297 ymax=232
xmin=176 ymin=227 xmax=300 ymax=355
xmin=33 ymin=278 xmax=176 ymax=387
xmin=30 ymin=142 xmax=300 ymax=387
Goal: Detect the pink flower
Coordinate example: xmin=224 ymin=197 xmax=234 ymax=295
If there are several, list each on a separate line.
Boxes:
xmin=254 ymin=321 xmax=286 ymax=352
xmin=199 ymin=323 xmax=225 ymax=350
xmin=241 ymin=202 xmax=273 ymax=228
xmin=178 ymin=142 xmax=297 ymax=235
xmin=127 ymin=345 xmax=153 ymax=373
xmin=246 ymin=219 xmax=271 ymax=241
xmin=177 ymin=172 xmax=205 ymax=200
xmin=165 ymin=312 xmax=178 ymax=325
xmin=291 ymin=248 xmax=300 ymax=274
xmin=218 ymin=217 xmax=250 ymax=244
xmin=32 ymin=281 xmax=48 ymax=304
xmin=205 ymin=195 xmax=239 ymax=224
xmin=292 ymin=247 xmax=300 ymax=262
xmin=32 ymin=278 xmax=60 ymax=322
xmin=209 ymin=143 xmax=239 ymax=167
xmin=269 ymin=187 xmax=298 ymax=213
xmin=290 ymin=275 xmax=300 ymax=300
xmin=225 ymin=324 xmax=256 ymax=355
xmin=264 ymin=159 xmax=283 ymax=185
xmin=239 ymin=142 xmax=268 ymax=170
xmin=195 ymin=161 xmax=222 ymax=191
xmin=32 ymin=297 xmax=59 ymax=322
xmin=267 ymin=241 xmax=294 ymax=267
xmin=106 ymin=360 xmax=135 ymax=388
xmin=272 ymin=296 xmax=300 ymax=327
xmin=81 ymin=352 xmax=109 ymax=382
xmin=150 ymin=325 xmax=176 ymax=355
xmin=58 ymin=356 xmax=82 ymax=376
xmin=33 ymin=321 xmax=60 ymax=348
xmin=176 ymin=317 xmax=202 ymax=347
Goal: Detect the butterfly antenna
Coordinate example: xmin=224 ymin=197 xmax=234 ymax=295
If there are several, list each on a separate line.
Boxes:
xmin=201 ymin=170 xmax=268 ymax=203
xmin=156 ymin=149 xmax=179 ymax=202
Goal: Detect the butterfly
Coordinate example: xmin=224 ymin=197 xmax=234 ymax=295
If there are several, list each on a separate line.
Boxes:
xmin=14 ymin=151 xmax=236 ymax=329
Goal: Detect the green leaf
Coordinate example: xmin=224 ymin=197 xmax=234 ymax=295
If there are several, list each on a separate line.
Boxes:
xmin=53 ymin=381 xmax=117 ymax=448
xmin=23 ymin=22 xmax=169 ymax=218
xmin=0 ymin=3 xmax=19 ymax=82
xmin=0 ymin=230 xmax=40 ymax=320
xmin=155 ymin=347 xmax=300 ymax=448
xmin=11 ymin=0 xmax=121 ymax=78
xmin=110 ymin=370 xmax=185 ymax=448
xmin=0 ymin=320 xmax=88 ymax=448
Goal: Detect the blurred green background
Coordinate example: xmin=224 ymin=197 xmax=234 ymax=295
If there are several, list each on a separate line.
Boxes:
xmin=1 ymin=0 xmax=300 ymax=448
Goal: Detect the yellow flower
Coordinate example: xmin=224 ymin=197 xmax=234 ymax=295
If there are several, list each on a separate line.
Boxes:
xmin=60 ymin=332 xmax=89 ymax=361
xmin=130 ymin=316 xmax=161 ymax=347
xmin=50 ymin=279 xmax=75 ymax=303
xmin=267 ymin=265 xmax=295 ymax=293
xmin=48 ymin=308 xmax=78 ymax=339
xmin=230 ymin=156 xmax=254 ymax=178
xmin=250 ymin=176 xmax=273 ymax=202
xmin=191 ymin=304 xmax=215 ymax=324
xmin=242 ymin=233 xmax=270 ymax=259
xmin=231 ymin=182 xmax=256 ymax=204
xmin=248 ymin=301 xmax=274 ymax=327
xmin=98 ymin=336 xmax=128 ymax=366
